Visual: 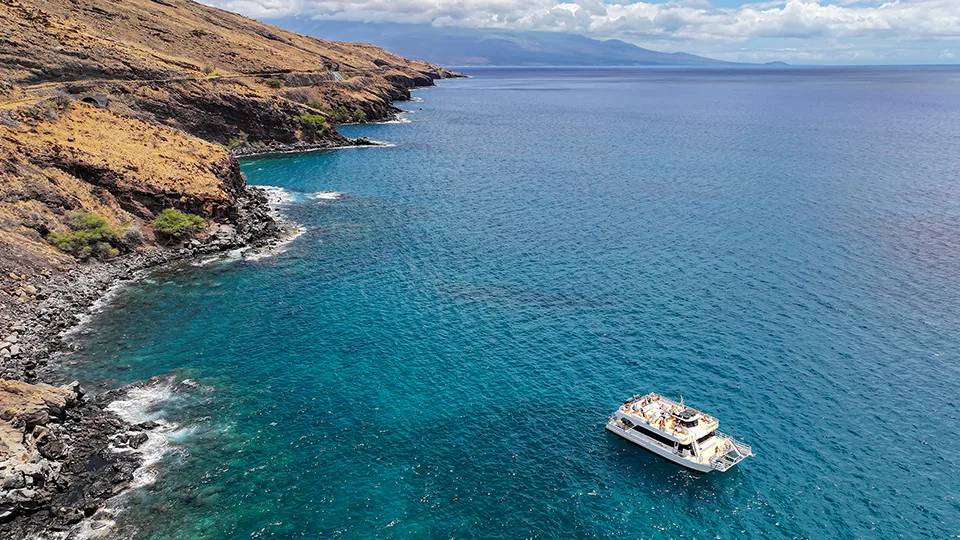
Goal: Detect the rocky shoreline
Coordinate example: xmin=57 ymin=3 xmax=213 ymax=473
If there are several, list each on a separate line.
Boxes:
xmin=230 ymin=135 xmax=379 ymax=158
xmin=0 ymin=1 xmax=464 ymax=535
xmin=0 ymin=185 xmax=289 ymax=538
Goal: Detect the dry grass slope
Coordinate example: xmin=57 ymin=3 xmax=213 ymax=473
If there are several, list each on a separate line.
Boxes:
xmin=0 ymin=0 xmax=459 ymax=277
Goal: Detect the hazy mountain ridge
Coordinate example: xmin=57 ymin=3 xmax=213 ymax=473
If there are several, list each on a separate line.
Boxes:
xmin=275 ymin=19 xmax=735 ymax=67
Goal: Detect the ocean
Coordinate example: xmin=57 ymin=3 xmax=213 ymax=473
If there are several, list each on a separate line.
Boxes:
xmin=60 ymin=67 xmax=960 ymax=538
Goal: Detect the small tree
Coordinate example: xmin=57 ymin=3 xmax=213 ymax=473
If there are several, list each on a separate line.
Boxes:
xmin=47 ymin=211 xmax=120 ymax=260
xmin=152 ymin=209 xmax=206 ymax=241
xmin=329 ymin=105 xmax=351 ymax=123
xmin=265 ymin=78 xmax=283 ymax=89
xmin=298 ymin=113 xmax=329 ymax=140
xmin=227 ymin=131 xmax=249 ymax=150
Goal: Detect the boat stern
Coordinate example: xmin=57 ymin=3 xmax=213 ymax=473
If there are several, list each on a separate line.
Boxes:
xmin=710 ymin=433 xmax=754 ymax=472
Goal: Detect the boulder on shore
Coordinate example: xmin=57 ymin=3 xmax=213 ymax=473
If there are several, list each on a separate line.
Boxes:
xmin=0 ymin=379 xmax=141 ymax=535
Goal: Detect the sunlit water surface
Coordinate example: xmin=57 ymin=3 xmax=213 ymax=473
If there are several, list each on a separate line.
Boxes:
xmin=62 ymin=67 xmax=960 ymax=538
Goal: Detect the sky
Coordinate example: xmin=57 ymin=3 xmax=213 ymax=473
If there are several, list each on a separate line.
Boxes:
xmin=200 ymin=0 xmax=960 ymax=64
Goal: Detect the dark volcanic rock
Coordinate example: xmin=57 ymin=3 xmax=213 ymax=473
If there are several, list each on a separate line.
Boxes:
xmin=0 ymin=379 xmax=147 ymax=535
xmin=0 ymin=184 xmax=290 ymax=535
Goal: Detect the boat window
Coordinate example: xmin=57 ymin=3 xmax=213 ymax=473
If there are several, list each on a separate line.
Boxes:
xmin=632 ymin=425 xmax=676 ymax=446
xmin=697 ymin=431 xmax=716 ymax=444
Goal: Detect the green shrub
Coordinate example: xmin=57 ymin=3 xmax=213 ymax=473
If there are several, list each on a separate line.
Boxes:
xmin=203 ymin=65 xmax=216 ymax=75
xmin=265 ymin=78 xmax=283 ymax=89
xmin=152 ymin=209 xmax=206 ymax=240
xmin=328 ymin=105 xmax=351 ymax=123
xmin=226 ymin=131 xmax=248 ymax=150
xmin=298 ymin=113 xmax=329 ymax=139
xmin=66 ymin=211 xmax=110 ymax=231
xmin=47 ymin=211 xmax=120 ymax=260
xmin=321 ymin=105 xmax=367 ymax=124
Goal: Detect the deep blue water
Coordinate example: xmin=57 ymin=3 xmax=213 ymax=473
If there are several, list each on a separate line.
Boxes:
xmin=62 ymin=67 xmax=960 ymax=538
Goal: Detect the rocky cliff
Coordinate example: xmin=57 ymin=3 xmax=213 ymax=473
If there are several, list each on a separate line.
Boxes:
xmin=0 ymin=378 xmax=144 ymax=533
xmin=1 ymin=0 xmax=458 ymax=146
xmin=0 ymin=0 xmax=460 ymax=343
xmin=0 ymin=0 xmax=460 ymax=531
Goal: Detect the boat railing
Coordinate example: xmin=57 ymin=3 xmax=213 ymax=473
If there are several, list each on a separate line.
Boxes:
xmin=608 ymin=417 xmax=681 ymax=455
xmin=710 ymin=431 xmax=754 ymax=471
xmin=722 ymin=432 xmax=753 ymax=457
xmin=638 ymin=394 xmax=716 ymax=423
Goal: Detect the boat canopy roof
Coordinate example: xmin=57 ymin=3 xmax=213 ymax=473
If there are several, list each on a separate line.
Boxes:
xmin=618 ymin=393 xmax=719 ymax=443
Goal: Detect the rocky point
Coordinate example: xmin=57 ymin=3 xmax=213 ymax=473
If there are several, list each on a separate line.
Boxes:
xmin=0 ymin=0 xmax=460 ymax=534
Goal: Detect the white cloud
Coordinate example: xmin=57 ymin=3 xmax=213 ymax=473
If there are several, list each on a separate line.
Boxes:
xmin=201 ymin=0 xmax=960 ymax=63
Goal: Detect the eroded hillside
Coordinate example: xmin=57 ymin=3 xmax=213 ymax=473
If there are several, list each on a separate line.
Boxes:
xmin=1 ymin=0 xmax=458 ymax=143
xmin=0 ymin=0 xmax=459 ymax=317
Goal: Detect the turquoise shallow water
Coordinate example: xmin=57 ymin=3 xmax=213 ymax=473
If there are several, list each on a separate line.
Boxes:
xmin=62 ymin=67 xmax=960 ymax=538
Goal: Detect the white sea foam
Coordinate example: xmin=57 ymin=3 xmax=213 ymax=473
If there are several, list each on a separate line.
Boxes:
xmin=106 ymin=382 xmax=179 ymax=488
xmin=106 ymin=381 xmax=173 ymax=424
xmin=342 ymin=140 xmax=397 ymax=148
xmin=234 ymin=185 xmax=308 ymax=261
xmin=56 ymin=379 xmax=183 ymax=540
xmin=306 ymin=191 xmax=343 ymax=201
xmin=370 ymin=111 xmax=412 ymax=124
xmin=242 ymin=226 xmax=307 ymax=262
xmin=258 ymin=184 xmax=297 ymax=207
xmin=67 ymin=514 xmax=119 ymax=539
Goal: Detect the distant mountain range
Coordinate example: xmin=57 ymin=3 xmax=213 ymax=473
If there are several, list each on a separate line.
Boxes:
xmin=274 ymin=19 xmax=736 ymax=67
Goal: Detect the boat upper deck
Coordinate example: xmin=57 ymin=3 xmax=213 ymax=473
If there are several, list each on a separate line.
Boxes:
xmin=617 ymin=393 xmax=719 ymax=443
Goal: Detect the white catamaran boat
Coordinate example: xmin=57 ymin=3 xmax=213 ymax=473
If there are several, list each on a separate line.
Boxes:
xmin=606 ymin=392 xmax=753 ymax=473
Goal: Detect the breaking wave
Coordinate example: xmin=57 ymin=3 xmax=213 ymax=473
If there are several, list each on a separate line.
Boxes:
xmin=306 ymin=191 xmax=344 ymax=201
xmin=105 ymin=379 xmax=181 ymax=488
xmin=63 ymin=377 xmax=182 ymax=539
xmin=65 ymin=375 xmax=217 ymax=539
xmin=238 ymin=186 xmax=307 ymax=262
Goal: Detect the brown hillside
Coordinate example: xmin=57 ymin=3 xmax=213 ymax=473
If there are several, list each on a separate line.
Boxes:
xmin=0 ymin=0 xmax=460 ymax=324
xmin=0 ymin=0 xmax=459 ymax=142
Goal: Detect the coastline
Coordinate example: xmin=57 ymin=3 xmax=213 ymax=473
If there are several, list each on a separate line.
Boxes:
xmin=230 ymin=101 xmax=419 ymax=158
xmin=230 ymin=136 xmax=381 ymax=159
xmin=0 ymin=185 xmax=290 ymax=538
xmin=0 ymin=79 xmax=445 ymax=536
xmin=1 ymin=186 xmax=290 ymax=383
xmin=0 ymin=0 xmax=466 ymax=532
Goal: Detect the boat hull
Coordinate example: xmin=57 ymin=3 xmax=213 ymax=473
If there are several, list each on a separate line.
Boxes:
xmin=606 ymin=421 xmax=714 ymax=473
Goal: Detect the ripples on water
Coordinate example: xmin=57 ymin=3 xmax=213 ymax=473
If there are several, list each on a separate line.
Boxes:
xmin=61 ymin=67 xmax=960 ymax=538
